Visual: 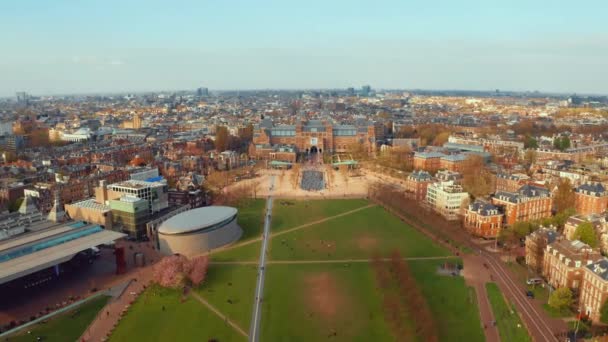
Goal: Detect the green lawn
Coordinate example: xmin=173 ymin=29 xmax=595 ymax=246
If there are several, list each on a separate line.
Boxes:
xmin=194 ymin=264 xmax=257 ymax=330
xmin=486 ymin=282 xmax=532 ymax=342
xmin=211 ymin=241 xmax=261 ymax=262
xmin=6 ymin=295 xmax=110 ymax=342
xmin=271 ymin=199 xmax=369 ymax=232
xmin=260 ymin=263 xmax=393 ymax=342
xmin=237 ymin=199 xmax=266 ymax=241
xmin=270 ymin=206 xmax=450 ymax=260
xmin=110 ymin=285 xmax=243 ymax=342
xmin=261 ymin=260 xmax=484 ymax=342
xmin=111 ymin=199 xmax=485 ymax=341
xmin=410 ymin=259 xmax=485 ymax=342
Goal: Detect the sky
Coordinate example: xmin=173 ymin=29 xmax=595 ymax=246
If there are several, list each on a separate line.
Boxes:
xmin=1 ymin=0 xmax=607 ymax=96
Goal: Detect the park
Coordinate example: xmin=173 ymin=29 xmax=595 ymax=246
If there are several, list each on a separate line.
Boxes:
xmin=107 ymin=198 xmax=485 ymax=341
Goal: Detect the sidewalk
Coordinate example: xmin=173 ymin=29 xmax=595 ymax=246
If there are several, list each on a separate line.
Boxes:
xmin=80 ymin=268 xmax=154 ymax=342
xmin=462 ymin=255 xmax=501 ymax=342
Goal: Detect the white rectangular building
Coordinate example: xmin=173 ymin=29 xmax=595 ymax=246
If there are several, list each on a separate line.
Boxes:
xmin=426 ymin=181 xmax=469 ymax=220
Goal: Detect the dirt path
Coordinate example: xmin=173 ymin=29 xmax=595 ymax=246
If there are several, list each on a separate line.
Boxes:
xmin=190 ymin=292 xmax=249 ymax=338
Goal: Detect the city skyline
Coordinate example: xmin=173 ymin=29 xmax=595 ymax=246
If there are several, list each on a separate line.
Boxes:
xmin=1 ymin=0 xmax=608 ymax=96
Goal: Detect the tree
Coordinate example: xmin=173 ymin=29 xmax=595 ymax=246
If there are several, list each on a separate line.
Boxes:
xmin=512 ymin=221 xmax=534 ymax=238
xmin=553 ymin=136 xmax=571 ymax=151
xmin=548 ymin=287 xmax=573 ymax=311
xmin=153 ymin=254 xmax=209 ymax=289
xmin=188 ymin=255 xmax=209 ymax=286
xmin=523 ymin=149 xmax=537 ymax=166
xmin=346 ymin=142 xmax=368 ymax=160
xmin=554 ymin=178 xmax=575 ymax=214
xmin=461 ymin=155 xmax=494 ymax=198
xmin=573 ymin=222 xmax=599 ymax=248
xmin=552 ymin=207 xmax=576 ymax=229
xmin=524 ymin=135 xmax=538 ymax=149
xmin=215 ymin=125 xmax=229 ymax=152
xmin=153 ymin=255 xmax=191 ymax=289
xmin=600 ymin=298 xmax=608 ymax=324
xmin=432 ymin=131 xmax=450 ymax=146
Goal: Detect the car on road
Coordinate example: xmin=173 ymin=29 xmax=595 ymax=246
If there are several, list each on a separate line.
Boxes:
xmin=526 ymin=277 xmax=543 ymax=285
xmin=525 ymin=290 xmax=535 ymax=298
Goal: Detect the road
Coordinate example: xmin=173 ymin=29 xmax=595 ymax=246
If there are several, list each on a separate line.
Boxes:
xmin=248 ymin=175 xmax=275 ymax=342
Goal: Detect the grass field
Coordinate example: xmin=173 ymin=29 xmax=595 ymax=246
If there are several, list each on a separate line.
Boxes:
xmin=110 ymin=286 xmax=243 ymax=342
xmin=6 ymin=295 xmax=110 ymax=342
xmin=111 ymin=198 xmax=485 ymax=341
xmin=410 ymin=260 xmax=484 ymax=341
xmin=260 ymin=263 xmax=393 ymax=342
xmin=486 ymin=282 xmax=532 ymax=342
xmin=194 ymin=264 xmax=258 ymax=330
xmin=270 ymin=206 xmax=450 ymax=260
xmin=211 ymin=240 xmax=261 ymax=262
xmin=260 ymin=260 xmax=484 ymax=342
xmin=237 ymin=199 xmax=266 ymax=241
xmin=271 ymin=199 xmax=369 ymax=232
xmin=259 ymin=199 xmax=482 ymax=341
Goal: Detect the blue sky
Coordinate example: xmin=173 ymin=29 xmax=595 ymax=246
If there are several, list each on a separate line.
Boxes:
xmin=1 ymin=0 xmax=607 ymax=96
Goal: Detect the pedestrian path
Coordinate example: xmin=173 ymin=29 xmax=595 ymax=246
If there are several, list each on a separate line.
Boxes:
xmin=80 ymin=268 xmax=154 ymax=342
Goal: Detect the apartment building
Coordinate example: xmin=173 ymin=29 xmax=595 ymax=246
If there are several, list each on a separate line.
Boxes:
xmin=580 ymin=259 xmax=608 ymax=321
xmin=492 ymin=185 xmax=553 ymax=226
xmin=413 ymin=152 xmax=444 ymax=173
xmin=575 ymin=182 xmax=608 ymax=216
xmin=439 ymin=154 xmax=468 ymax=172
xmin=543 ymin=239 xmax=601 ymax=290
xmin=463 ymin=200 xmax=503 ymax=238
xmin=404 ymin=170 xmax=433 ymax=202
xmin=426 ymin=181 xmax=469 ymax=220
xmin=525 ymin=227 xmax=559 ymax=274
xmin=495 ymin=173 xmax=530 ymax=193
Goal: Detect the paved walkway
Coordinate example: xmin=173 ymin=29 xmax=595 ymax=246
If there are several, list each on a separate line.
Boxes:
xmin=248 ymin=176 xmax=275 ymax=342
xmin=190 ymin=292 xmax=248 ymax=337
xmin=80 ymin=268 xmax=154 ymax=342
xmin=461 ymin=255 xmax=501 ymax=342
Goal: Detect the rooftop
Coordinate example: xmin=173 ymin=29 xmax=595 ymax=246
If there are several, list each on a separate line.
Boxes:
xmin=0 ymin=222 xmax=125 ymax=285
xmin=109 ymin=179 xmax=165 ymax=189
xmin=67 ymin=198 xmax=110 ymax=212
xmin=158 ymin=206 xmax=238 ymax=235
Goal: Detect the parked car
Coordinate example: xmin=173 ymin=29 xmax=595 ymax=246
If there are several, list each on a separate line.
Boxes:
xmin=525 ymin=290 xmax=535 ymax=298
xmin=526 ymin=278 xmax=543 ymax=285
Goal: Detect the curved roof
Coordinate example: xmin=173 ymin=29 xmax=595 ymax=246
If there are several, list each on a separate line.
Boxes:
xmin=158 ymin=206 xmax=238 ymax=235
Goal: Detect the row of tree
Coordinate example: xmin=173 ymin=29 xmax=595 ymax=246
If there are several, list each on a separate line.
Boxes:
xmin=371 ymin=251 xmax=438 ymax=342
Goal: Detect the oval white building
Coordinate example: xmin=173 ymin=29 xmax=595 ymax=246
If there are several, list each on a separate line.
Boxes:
xmin=157 ymin=206 xmax=242 ymax=256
